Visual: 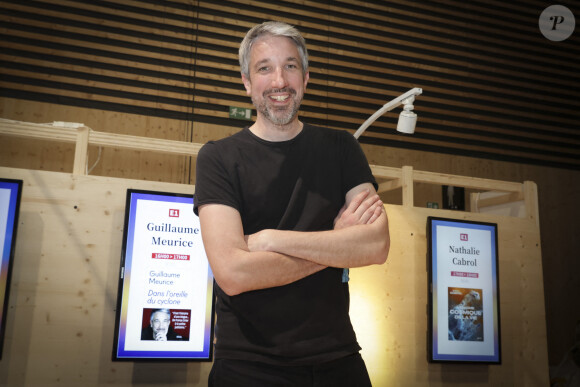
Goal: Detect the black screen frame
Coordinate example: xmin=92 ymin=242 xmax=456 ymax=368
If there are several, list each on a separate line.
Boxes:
xmin=0 ymin=178 xmax=23 ymax=359
xmin=427 ymin=216 xmax=501 ymax=364
xmin=112 ymin=189 xmax=215 ymax=361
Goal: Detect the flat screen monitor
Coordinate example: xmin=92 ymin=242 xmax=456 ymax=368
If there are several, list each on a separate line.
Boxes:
xmin=427 ymin=216 xmax=501 ymax=364
xmin=0 ymin=178 xmax=23 ymax=359
xmin=113 ymin=189 xmax=215 ymax=360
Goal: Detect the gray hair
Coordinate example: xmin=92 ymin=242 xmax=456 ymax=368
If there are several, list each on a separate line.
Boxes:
xmin=239 ymin=21 xmax=309 ymax=79
xmin=150 ymin=309 xmax=170 ymax=321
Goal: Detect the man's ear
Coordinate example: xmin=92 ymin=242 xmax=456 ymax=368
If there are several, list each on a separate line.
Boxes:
xmin=303 ymin=71 xmax=310 ymax=89
xmin=241 ymin=73 xmax=251 ymax=96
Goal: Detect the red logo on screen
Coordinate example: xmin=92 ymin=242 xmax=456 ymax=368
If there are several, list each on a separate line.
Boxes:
xmin=460 ymin=233 xmax=468 ymax=241
xmin=169 ymin=209 xmax=180 ymax=217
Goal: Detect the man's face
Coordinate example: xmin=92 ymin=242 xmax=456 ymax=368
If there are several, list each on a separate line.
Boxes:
xmin=150 ymin=311 xmax=170 ymax=337
xmin=242 ymin=35 xmax=309 ymax=126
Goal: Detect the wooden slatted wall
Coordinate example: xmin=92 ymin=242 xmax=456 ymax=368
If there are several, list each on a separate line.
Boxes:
xmin=1 ymin=0 xmax=579 ymax=170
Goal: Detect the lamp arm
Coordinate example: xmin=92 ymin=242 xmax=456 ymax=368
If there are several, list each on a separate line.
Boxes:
xmin=353 ymin=87 xmax=423 ymax=139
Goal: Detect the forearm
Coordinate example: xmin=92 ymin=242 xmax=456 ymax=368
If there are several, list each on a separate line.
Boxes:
xmin=198 ymin=203 xmax=326 ymax=296
xmin=249 ymin=209 xmax=390 ymax=268
xmin=211 ymin=247 xmax=325 ymax=296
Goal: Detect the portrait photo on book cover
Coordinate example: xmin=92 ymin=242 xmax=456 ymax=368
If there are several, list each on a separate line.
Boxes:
xmin=140 ymin=308 xmax=191 ymax=341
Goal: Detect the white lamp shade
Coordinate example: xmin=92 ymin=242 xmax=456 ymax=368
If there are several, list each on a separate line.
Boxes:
xmin=396 ymin=110 xmax=417 ymax=134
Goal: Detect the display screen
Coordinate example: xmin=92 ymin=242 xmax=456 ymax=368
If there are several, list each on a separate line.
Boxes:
xmin=113 ymin=189 xmax=215 ymax=360
xmin=427 ymin=217 xmax=501 ymax=363
xmin=0 ymin=178 xmax=23 ymax=359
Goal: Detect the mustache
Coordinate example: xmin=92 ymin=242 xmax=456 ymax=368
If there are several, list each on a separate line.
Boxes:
xmin=263 ymin=88 xmax=297 ymax=97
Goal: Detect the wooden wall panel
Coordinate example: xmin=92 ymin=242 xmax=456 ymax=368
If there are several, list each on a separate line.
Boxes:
xmin=350 ymin=205 xmax=547 ymax=386
xmin=1 ymin=0 xmax=578 ymax=171
xmin=0 ymin=100 xmax=194 ymax=183
xmin=0 ymin=167 xmax=209 ymax=386
xmin=363 ymin=142 xmax=580 ymax=369
xmin=1 ymin=0 xmax=579 ymax=372
xmin=0 ymin=167 xmax=548 ymax=386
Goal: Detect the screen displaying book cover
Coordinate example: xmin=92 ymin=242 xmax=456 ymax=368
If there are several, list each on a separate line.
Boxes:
xmin=0 ymin=178 xmax=23 ymax=359
xmin=113 ymin=189 xmax=215 ymax=360
xmin=427 ymin=217 xmax=501 ymax=363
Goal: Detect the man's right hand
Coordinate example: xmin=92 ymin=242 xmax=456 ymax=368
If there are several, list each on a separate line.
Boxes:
xmin=333 ymin=189 xmax=383 ymax=230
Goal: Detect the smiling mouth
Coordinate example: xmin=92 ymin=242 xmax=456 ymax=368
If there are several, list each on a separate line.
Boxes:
xmin=266 ymin=88 xmax=295 ymax=102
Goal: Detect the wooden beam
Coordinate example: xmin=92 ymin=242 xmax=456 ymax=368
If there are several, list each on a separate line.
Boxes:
xmin=377 ymin=179 xmax=402 ymax=193
xmin=89 ymin=131 xmax=203 ymax=157
xmin=0 ymin=119 xmax=78 ymax=143
xmin=402 ymin=166 xmax=414 ymax=207
xmin=0 ymin=119 xmax=204 ymax=158
xmin=412 ymin=169 xmax=522 ymax=193
xmin=473 ymin=191 xmax=525 ymax=209
xmin=370 ymin=165 xmax=402 ymax=180
xmin=524 ymin=181 xmax=540 ymax=229
xmin=73 ymin=126 xmax=90 ymax=175
xmin=0 ymin=119 xmax=533 ymax=220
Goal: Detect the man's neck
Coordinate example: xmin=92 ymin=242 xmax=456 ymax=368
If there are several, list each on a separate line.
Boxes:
xmin=249 ymin=116 xmax=303 ymax=142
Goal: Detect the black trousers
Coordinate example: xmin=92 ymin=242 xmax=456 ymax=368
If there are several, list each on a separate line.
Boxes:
xmin=208 ymin=353 xmax=372 ymax=387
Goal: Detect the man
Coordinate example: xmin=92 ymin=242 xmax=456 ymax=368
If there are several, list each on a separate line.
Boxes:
xmin=141 ymin=308 xmax=182 ymax=341
xmin=194 ymin=21 xmax=390 ymax=386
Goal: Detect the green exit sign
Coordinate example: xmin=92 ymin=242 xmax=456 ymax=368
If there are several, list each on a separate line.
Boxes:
xmin=229 ymin=106 xmax=253 ymax=121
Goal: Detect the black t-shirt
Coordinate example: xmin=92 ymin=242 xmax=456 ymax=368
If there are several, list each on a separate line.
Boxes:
xmin=194 ymin=124 xmax=377 ymax=365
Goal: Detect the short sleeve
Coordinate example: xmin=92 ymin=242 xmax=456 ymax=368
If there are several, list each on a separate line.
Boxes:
xmin=193 ymin=141 xmax=241 ymax=216
xmin=339 ymin=131 xmax=378 ymax=195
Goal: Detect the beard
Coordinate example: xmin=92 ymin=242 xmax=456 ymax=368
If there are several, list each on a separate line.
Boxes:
xmin=253 ymin=88 xmax=302 ymax=126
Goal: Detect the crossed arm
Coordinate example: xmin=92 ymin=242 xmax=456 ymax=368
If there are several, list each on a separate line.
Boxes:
xmin=198 ymin=183 xmax=390 ymax=296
